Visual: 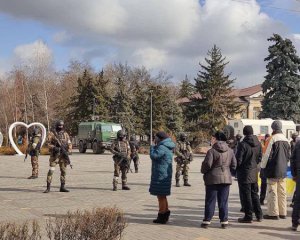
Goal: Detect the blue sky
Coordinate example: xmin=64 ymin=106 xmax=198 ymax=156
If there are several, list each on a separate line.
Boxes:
xmin=0 ymin=0 xmax=300 ymax=87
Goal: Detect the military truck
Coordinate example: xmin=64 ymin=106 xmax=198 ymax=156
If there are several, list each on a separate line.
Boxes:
xmin=77 ymin=122 xmax=122 ymax=154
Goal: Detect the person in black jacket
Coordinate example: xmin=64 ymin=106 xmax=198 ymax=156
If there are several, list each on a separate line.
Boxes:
xmin=236 ymin=126 xmax=263 ymax=223
xmin=291 ymin=140 xmax=300 ymax=231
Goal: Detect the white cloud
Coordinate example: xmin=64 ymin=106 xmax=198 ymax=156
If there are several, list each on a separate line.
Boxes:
xmin=0 ymin=0 xmax=298 ymax=87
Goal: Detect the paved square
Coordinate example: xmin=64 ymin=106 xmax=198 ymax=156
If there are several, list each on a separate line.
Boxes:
xmin=0 ymin=151 xmax=299 ymax=240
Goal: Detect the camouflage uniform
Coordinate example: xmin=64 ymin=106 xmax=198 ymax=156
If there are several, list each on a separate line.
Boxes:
xmin=175 ymin=137 xmax=193 ymax=187
xmin=44 ymin=120 xmax=72 ymax=193
xmin=129 ymin=138 xmax=140 ymax=173
xmin=27 ymin=133 xmax=42 ymax=179
xmin=111 ymin=136 xmax=131 ymax=191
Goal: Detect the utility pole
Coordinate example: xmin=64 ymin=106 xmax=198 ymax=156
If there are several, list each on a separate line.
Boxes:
xmin=150 ymin=90 xmax=153 ymax=145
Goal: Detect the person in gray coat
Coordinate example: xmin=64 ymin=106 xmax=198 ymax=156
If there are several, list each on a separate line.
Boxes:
xmin=201 ymin=131 xmax=237 ymax=229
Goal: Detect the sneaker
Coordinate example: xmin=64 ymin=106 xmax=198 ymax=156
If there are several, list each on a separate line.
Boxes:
xmin=238 ymin=218 xmax=253 ymax=223
xmin=263 ymin=215 xmax=279 ymax=220
xmin=279 ymin=215 xmax=286 ymax=219
xmin=221 ymin=224 xmax=228 ymax=229
xmin=201 ymin=221 xmax=210 ymax=229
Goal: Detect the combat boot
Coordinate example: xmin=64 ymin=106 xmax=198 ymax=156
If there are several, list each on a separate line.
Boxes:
xmin=60 ymin=183 xmax=70 ymax=192
xmin=28 ymin=176 xmax=38 ymax=179
xmin=176 ymin=179 xmax=180 ymax=187
xmin=184 ymin=179 xmax=191 ymax=187
xmin=43 ymin=182 xmax=51 ymax=193
xmin=122 ymin=184 xmax=130 ymax=190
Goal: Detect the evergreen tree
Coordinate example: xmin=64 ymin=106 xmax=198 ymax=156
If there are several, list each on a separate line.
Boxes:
xmin=188 ymin=45 xmax=240 ymax=131
xmin=67 ymin=69 xmax=97 ymax=134
xmin=260 ymin=34 xmax=300 ymax=121
xmin=94 ymin=70 xmax=111 ymax=121
xmin=111 ymin=77 xmax=134 ymax=135
xmin=178 ymin=75 xmax=195 ymax=98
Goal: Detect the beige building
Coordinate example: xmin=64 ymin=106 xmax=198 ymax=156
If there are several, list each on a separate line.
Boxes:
xmin=177 ymin=84 xmax=263 ymax=120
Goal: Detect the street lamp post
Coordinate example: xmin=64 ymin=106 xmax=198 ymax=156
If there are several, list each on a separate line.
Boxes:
xmin=149 ymin=90 xmax=153 ymax=145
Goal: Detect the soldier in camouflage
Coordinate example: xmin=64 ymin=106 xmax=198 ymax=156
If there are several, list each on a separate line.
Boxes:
xmin=43 ymin=120 xmax=72 ymax=193
xmin=175 ymin=133 xmax=193 ymax=187
xmin=129 ymin=135 xmax=140 ymax=173
xmin=111 ymin=130 xmax=131 ymax=191
xmin=27 ymin=128 xmax=42 ymax=179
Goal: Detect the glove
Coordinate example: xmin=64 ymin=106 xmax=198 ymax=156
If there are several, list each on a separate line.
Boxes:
xmin=53 ymin=147 xmax=60 ymax=154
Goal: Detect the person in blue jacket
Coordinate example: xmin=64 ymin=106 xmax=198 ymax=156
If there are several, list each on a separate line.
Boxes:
xmin=149 ymin=131 xmax=175 ymax=224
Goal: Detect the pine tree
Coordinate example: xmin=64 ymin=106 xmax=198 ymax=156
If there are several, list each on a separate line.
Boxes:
xmin=111 ymin=77 xmax=134 ymax=135
xmin=260 ymin=34 xmax=300 ymax=121
xmin=178 ymin=75 xmax=195 ymax=98
xmin=188 ymin=45 xmax=241 ymax=131
xmin=94 ymin=70 xmax=111 ymax=121
xmin=67 ymin=69 xmax=97 ymax=134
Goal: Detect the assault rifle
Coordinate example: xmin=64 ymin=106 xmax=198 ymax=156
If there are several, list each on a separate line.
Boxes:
xmin=53 ymin=132 xmax=73 ymax=169
xmin=176 ymin=150 xmax=193 ymax=165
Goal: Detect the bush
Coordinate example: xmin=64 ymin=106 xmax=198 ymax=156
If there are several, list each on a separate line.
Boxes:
xmin=46 ymin=207 xmax=127 ymax=240
xmin=0 ymin=146 xmax=16 ymax=155
xmin=0 ymin=220 xmax=41 ymax=240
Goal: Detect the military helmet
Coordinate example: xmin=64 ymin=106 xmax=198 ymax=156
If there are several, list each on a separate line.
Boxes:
xmin=55 ymin=120 xmax=64 ymax=131
xmin=179 ymin=132 xmax=187 ymax=141
xmin=117 ymin=130 xmax=126 ymax=139
xmin=32 ymin=127 xmax=39 ymax=136
xmin=130 ymin=135 xmax=136 ymax=141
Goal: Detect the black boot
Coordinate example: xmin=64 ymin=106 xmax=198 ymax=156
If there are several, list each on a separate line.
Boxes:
xmin=60 ymin=183 xmax=70 ymax=192
xmin=176 ymin=179 xmax=180 ymax=187
xmin=43 ymin=182 xmax=51 ymax=193
xmin=153 ymin=213 xmax=167 ymax=224
xmin=184 ymin=180 xmax=191 ymax=187
xmin=165 ymin=210 xmax=171 ymax=222
xmin=122 ymin=184 xmax=130 ymax=190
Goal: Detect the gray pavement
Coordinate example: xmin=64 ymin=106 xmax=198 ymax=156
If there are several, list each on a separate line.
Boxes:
xmin=0 ymin=151 xmax=299 ymax=240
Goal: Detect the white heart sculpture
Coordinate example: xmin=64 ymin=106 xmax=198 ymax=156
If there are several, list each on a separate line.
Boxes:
xmin=9 ymin=122 xmax=47 ymax=156
xmin=0 ymin=131 xmax=3 ymax=147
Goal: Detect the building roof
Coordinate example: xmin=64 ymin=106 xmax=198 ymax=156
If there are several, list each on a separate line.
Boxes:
xmin=177 ymin=84 xmax=262 ymax=104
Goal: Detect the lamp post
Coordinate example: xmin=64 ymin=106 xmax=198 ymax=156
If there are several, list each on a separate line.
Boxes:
xmin=149 ymin=90 xmax=153 ymax=145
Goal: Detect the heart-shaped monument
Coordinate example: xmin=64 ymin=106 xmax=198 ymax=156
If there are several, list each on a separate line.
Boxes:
xmin=9 ymin=122 xmax=47 ymax=156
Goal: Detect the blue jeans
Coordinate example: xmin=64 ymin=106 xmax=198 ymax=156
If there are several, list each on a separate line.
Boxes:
xmin=204 ymin=184 xmax=230 ymax=223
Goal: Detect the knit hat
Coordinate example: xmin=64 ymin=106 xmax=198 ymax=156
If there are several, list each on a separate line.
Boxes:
xmin=213 ymin=131 xmax=227 ymax=141
xmin=243 ymin=125 xmax=253 ymax=136
xmin=155 ymin=131 xmax=169 ymax=140
xmin=271 ymin=120 xmax=282 ymax=131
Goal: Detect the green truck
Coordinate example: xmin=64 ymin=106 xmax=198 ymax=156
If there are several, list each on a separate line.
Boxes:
xmin=77 ymin=121 xmax=122 ymax=154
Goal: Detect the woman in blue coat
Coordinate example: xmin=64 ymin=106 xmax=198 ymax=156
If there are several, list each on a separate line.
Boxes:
xmin=150 ymin=131 xmax=175 ymax=224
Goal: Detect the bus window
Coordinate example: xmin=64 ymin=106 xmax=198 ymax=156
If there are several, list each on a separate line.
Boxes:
xmin=101 ymin=125 xmax=112 ymax=132
xmin=112 ymin=125 xmax=122 ymax=132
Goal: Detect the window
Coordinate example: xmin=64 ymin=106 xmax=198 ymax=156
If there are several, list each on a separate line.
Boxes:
xmin=101 ymin=125 xmax=112 ymax=132
xmin=253 ymin=107 xmax=261 ymax=119
xmin=260 ymin=126 xmax=268 ymax=135
xmin=112 ymin=125 xmax=122 ymax=132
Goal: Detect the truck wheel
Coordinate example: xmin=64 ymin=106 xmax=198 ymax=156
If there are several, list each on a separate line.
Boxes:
xmin=93 ymin=142 xmax=101 ymax=154
xmin=99 ymin=148 xmax=105 ymax=154
xmin=79 ymin=141 xmax=86 ymax=153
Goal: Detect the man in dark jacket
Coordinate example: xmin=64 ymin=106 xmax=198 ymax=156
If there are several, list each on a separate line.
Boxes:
xmin=261 ymin=120 xmax=290 ymax=220
xmin=201 ymin=131 xmax=237 ymax=229
xmin=291 ymin=140 xmax=300 ymax=231
xmin=236 ymin=126 xmax=263 ymax=223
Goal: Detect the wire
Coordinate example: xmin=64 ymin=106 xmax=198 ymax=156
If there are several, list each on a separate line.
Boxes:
xmin=230 ymin=0 xmax=300 ymax=14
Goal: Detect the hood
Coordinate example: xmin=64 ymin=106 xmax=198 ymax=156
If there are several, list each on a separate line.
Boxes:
xmin=213 ymin=141 xmax=229 ymax=153
xmin=158 ymin=138 xmax=176 ymax=150
xmin=243 ymin=135 xmax=260 ymax=147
